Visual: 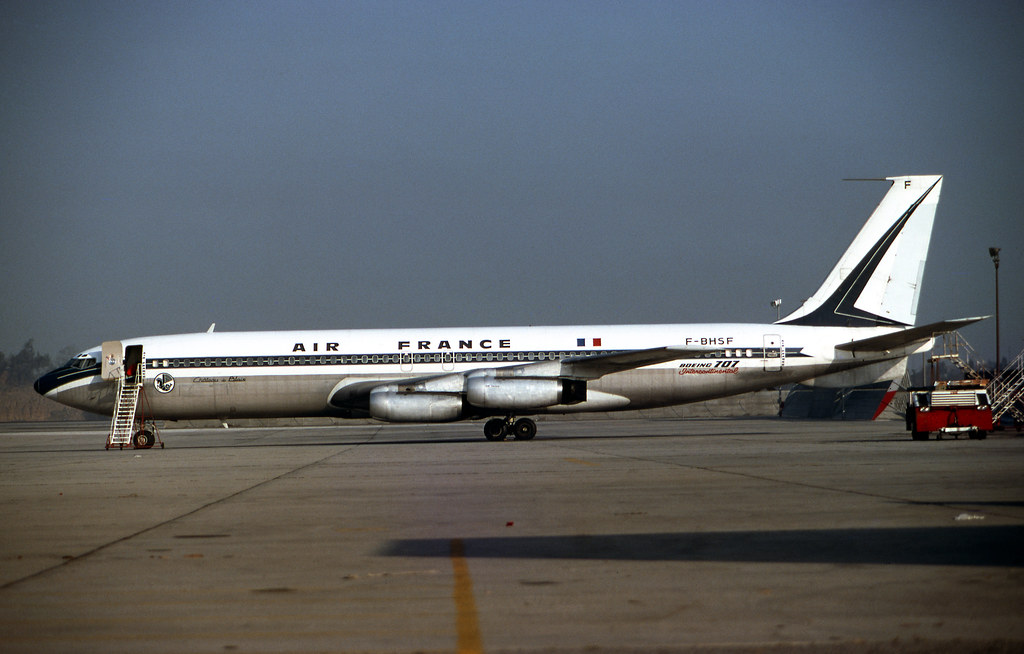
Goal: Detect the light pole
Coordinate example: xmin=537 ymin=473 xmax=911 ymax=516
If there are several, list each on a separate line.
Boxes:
xmin=989 ymin=247 xmax=1000 ymax=375
xmin=770 ymin=298 xmax=784 ymax=415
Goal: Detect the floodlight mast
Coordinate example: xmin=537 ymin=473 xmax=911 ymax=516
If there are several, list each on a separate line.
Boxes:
xmin=989 ymin=247 xmax=1000 ymax=374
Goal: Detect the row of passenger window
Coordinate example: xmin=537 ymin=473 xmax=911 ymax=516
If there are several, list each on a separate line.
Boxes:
xmin=726 ymin=349 xmax=756 ymax=358
xmin=147 ymin=350 xmax=606 ymax=369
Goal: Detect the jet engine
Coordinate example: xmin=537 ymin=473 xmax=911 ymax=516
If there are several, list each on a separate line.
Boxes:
xmin=466 ymin=377 xmax=586 ymax=409
xmin=368 ymin=391 xmax=464 ymax=422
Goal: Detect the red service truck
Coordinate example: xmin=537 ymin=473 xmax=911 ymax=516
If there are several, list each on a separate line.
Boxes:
xmin=906 ymin=381 xmax=993 ymax=440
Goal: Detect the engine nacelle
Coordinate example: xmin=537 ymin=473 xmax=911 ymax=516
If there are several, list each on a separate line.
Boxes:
xmin=369 ymin=391 xmax=464 ymax=422
xmin=466 ymin=377 xmax=586 ymax=409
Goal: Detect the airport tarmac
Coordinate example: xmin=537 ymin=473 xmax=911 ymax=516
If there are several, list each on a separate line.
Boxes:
xmin=0 ymin=418 xmax=1022 ymax=653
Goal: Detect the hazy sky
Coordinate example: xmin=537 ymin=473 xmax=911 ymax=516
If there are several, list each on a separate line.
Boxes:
xmin=3 ymin=1 xmax=1022 ymax=368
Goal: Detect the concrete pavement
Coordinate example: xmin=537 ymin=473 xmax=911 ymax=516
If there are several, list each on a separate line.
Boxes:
xmin=1 ymin=418 xmax=1022 ymax=653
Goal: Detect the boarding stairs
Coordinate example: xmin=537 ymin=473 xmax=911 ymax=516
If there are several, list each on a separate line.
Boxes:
xmin=929 ymin=332 xmax=987 ymax=382
xmin=991 ymin=347 xmax=1024 ymax=424
xmin=106 ymin=358 xmax=146 ymax=449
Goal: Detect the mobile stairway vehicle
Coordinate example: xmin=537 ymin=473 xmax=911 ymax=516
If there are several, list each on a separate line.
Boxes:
xmin=906 ymin=380 xmax=993 ymax=440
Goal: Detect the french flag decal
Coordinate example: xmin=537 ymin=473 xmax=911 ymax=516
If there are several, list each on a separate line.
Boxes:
xmin=576 ymin=338 xmax=602 ymax=347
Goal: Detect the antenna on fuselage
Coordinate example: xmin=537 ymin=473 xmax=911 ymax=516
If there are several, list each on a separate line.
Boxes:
xmin=207 ymin=323 xmax=216 ymax=333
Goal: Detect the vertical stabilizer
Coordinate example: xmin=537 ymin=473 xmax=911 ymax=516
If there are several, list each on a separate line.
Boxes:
xmin=779 ymin=175 xmax=942 ymax=327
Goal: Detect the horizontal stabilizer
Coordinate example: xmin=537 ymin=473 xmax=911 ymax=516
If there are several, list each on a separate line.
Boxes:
xmin=835 ymin=316 xmax=989 ymax=353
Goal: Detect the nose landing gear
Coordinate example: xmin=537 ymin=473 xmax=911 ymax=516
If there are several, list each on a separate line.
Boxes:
xmin=132 ymin=428 xmax=163 ymax=449
xmin=132 ymin=429 xmax=155 ymax=449
xmin=483 ymin=416 xmax=537 ymax=441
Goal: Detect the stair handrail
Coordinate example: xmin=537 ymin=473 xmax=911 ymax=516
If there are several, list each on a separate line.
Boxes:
xmin=990 ymin=346 xmax=1024 ymax=421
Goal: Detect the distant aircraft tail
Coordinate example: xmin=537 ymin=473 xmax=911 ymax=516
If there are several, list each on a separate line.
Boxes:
xmin=779 ymin=175 xmax=943 ymax=328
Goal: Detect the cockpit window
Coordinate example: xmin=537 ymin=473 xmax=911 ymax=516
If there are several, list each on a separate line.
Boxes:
xmin=65 ymin=356 xmax=97 ymax=370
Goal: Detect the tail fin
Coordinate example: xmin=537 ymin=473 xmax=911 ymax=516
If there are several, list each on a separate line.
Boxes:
xmin=779 ymin=175 xmax=943 ymax=327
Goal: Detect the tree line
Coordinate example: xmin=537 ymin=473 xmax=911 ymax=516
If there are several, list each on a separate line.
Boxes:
xmin=0 ymin=341 xmax=95 ymax=422
xmin=0 ymin=340 xmax=73 ymax=386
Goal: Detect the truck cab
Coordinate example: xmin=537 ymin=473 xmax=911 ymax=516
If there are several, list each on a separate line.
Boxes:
xmin=906 ymin=380 xmax=993 ymax=440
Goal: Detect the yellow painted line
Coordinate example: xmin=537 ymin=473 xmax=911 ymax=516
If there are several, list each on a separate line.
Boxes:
xmin=564 ymin=457 xmax=599 ymax=466
xmin=450 ymin=538 xmax=484 ymax=654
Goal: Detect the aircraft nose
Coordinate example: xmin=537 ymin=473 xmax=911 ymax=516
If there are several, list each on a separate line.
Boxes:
xmin=34 ymin=369 xmax=61 ymax=396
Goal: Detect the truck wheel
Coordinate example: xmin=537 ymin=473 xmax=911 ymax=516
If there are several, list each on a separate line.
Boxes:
xmin=911 ymin=431 xmax=929 ymax=441
xmin=971 ymin=430 xmax=987 ymax=440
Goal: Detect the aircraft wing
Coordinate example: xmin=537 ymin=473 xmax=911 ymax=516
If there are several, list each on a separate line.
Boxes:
xmin=834 ymin=316 xmax=989 ymax=354
xmin=328 ymin=345 xmax=706 ymax=411
xmin=547 ymin=346 xmax=708 ymax=379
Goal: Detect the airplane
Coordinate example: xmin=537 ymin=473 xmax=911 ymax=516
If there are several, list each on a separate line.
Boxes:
xmin=35 ymin=174 xmax=983 ymax=443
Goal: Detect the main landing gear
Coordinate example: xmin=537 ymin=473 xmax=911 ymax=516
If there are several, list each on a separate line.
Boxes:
xmin=483 ymin=416 xmax=537 ymax=441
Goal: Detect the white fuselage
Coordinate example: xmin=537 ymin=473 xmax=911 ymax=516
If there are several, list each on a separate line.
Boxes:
xmin=41 ymin=322 xmax=921 ymax=421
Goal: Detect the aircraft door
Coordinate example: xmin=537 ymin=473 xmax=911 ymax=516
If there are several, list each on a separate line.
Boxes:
xmin=763 ymin=334 xmax=783 ymax=372
xmin=123 ymin=345 xmax=143 ymax=382
xmin=101 ymin=341 xmax=123 ymax=380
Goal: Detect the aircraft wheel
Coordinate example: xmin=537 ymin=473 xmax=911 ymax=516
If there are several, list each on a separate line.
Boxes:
xmin=911 ymin=430 xmax=929 ymax=441
xmin=513 ymin=418 xmax=537 ymax=441
xmin=133 ymin=429 xmax=155 ymax=449
xmin=484 ymin=419 xmax=507 ymax=441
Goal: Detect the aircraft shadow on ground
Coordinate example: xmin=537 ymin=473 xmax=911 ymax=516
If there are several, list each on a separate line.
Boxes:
xmin=382 ymin=525 xmax=1024 ymax=567
xmin=26 ymin=429 xmax=737 ymax=453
